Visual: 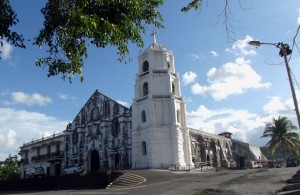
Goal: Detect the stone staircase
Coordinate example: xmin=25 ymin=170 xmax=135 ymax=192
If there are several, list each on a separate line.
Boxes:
xmin=107 ymin=173 xmax=146 ymax=189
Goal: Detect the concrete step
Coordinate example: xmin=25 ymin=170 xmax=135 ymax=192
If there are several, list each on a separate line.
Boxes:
xmin=107 ymin=173 xmax=146 ymax=189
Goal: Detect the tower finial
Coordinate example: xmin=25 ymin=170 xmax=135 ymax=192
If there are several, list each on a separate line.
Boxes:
xmin=150 ymin=31 xmax=157 ymax=44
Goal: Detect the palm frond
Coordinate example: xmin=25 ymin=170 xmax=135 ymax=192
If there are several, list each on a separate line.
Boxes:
xmin=261 ymin=116 xmax=300 ymax=156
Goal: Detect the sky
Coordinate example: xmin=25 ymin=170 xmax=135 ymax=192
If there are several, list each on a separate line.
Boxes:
xmin=1 ymin=0 xmax=300 ymax=161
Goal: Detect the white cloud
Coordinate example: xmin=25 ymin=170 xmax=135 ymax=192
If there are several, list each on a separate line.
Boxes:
xmin=263 ymin=96 xmax=288 ymax=114
xmin=0 ymin=40 xmax=13 ymax=60
xmin=226 ymin=35 xmax=257 ymax=56
xmin=191 ymin=83 xmax=204 ymax=95
xmin=0 ymin=129 xmax=16 ymax=149
xmin=189 ymin=53 xmax=206 ymax=61
xmin=58 ymin=93 xmax=77 ymax=104
xmin=298 ymin=9 xmax=300 ymax=25
xmin=58 ymin=93 xmax=69 ymax=100
xmin=8 ymin=92 xmax=52 ymax=106
xmin=210 ymin=51 xmax=219 ymax=57
xmin=187 ymin=105 xmax=272 ymax=146
xmin=117 ymin=100 xmax=130 ymax=108
xmin=263 ymin=94 xmax=299 ymax=116
xmin=0 ymin=108 xmax=68 ymax=161
xmin=190 ymin=57 xmax=271 ymax=100
xmin=187 ymin=92 xmax=300 ymax=147
xmin=182 ymin=71 xmax=197 ymax=85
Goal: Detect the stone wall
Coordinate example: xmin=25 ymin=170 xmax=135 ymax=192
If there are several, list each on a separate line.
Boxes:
xmin=189 ymin=128 xmax=265 ymax=169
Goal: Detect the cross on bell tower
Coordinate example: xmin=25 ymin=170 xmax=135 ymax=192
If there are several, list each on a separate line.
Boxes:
xmin=150 ymin=31 xmax=157 ymax=44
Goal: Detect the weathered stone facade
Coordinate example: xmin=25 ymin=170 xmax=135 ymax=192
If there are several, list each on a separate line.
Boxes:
xmin=189 ymin=129 xmax=266 ymax=169
xmin=189 ymin=129 xmax=235 ymax=168
xmin=63 ymin=90 xmax=132 ymax=171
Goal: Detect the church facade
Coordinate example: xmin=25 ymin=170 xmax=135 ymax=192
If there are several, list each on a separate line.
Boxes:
xmin=63 ymin=91 xmax=132 ymax=171
xmin=19 ymin=37 xmax=265 ymax=178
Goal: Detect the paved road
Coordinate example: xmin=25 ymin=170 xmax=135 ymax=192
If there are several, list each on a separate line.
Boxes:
xmin=2 ymin=167 xmax=299 ymax=195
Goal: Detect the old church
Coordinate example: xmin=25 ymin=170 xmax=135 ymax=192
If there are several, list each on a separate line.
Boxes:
xmin=19 ymin=35 xmax=265 ymax=178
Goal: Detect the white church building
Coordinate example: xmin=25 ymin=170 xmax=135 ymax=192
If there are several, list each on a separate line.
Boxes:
xmin=19 ymin=35 xmax=265 ymax=177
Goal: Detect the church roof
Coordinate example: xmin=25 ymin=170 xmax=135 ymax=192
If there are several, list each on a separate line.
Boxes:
xmin=143 ymin=42 xmax=167 ymax=54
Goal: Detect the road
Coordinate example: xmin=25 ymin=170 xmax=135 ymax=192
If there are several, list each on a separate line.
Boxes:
xmin=3 ymin=167 xmax=299 ymax=195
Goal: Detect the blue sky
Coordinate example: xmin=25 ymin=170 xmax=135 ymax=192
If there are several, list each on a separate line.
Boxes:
xmin=1 ymin=0 xmax=300 ymax=161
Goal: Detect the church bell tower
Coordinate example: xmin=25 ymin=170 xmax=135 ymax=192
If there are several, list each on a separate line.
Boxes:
xmin=131 ymin=33 xmax=193 ymax=169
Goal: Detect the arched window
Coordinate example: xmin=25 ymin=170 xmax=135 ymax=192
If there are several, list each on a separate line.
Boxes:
xmin=141 ymin=110 xmax=146 ymax=122
xmin=81 ymin=108 xmax=86 ymax=124
xmin=143 ymin=61 xmax=149 ymax=72
xmin=176 ymin=109 xmax=180 ymax=123
xmin=112 ymin=118 xmax=119 ymax=136
xmin=91 ymin=106 xmax=99 ymax=121
xmin=103 ymin=101 xmax=110 ymax=118
xmin=142 ymin=141 xmax=147 ymax=155
xmin=143 ymin=82 xmax=149 ymax=96
xmin=172 ymin=83 xmax=175 ymax=94
xmin=73 ymin=129 xmax=78 ymax=144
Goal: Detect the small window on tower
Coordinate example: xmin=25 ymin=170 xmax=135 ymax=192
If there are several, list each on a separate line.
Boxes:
xmin=143 ymin=61 xmax=149 ymax=72
xmin=172 ymin=83 xmax=175 ymax=94
xmin=167 ymin=61 xmax=171 ymax=69
xmin=177 ymin=110 xmax=181 ymax=123
xmin=141 ymin=110 xmax=146 ymax=122
xmin=142 ymin=141 xmax=147 ymax=155
xmin=143 ymin=82 xmax=149 ymax=96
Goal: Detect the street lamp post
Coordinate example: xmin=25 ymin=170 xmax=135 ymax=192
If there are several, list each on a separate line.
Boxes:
xmin=249 ymin=41 xmax=300 ymax=129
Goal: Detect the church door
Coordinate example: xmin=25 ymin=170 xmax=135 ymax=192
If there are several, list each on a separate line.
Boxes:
xmin=115 ymin=153 xmax=120 ymax=170
xmin=239 ymin=156 xmax=245 ymax=169
xmin=90 ymin=150 xmax=100 ymax=171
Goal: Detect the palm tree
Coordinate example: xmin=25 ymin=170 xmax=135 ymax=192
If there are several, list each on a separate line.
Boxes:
xmin=261 ymin=116 xmax=300 ymax=165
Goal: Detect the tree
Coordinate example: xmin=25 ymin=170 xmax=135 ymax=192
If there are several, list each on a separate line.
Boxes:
xmin=0 ymin=155 xmax=19 ymax=180
xmin=0 ymin=0 xmax=25 ymax=57
xmin=261 ymin=116 xmax=300 ymax=164
xmin=1 ymin=0 xmax=164 ymax=82
xmin=0 ymin=0 xmax=235 ymax=82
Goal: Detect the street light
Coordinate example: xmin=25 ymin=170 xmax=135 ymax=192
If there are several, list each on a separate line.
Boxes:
xmin=248 ymin=40 xmax=300 ymax=129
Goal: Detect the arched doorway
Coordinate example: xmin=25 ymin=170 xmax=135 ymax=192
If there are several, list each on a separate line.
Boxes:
xmin=90 ymin=150 xmax=100 ymax=171
xmin=206 ymin=154 xmax=210 ymax=166
xmin=239 ymin=156 xmax=245 ymax=169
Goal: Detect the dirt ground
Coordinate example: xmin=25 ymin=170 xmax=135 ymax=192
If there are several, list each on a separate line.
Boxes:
xmin=2 ymin=167 xmax=298 ymax=195
xmin=193 ymin=167 xmax=299 ymax=195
